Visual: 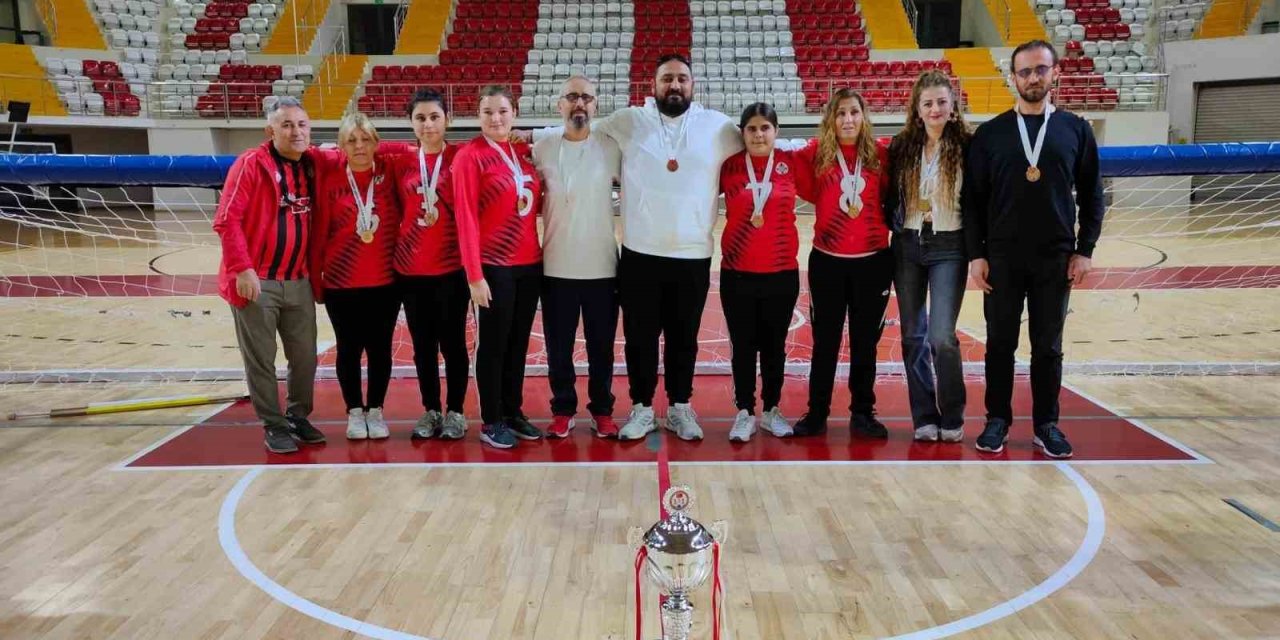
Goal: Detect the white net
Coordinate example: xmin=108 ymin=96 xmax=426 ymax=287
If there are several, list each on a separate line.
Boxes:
xmin=1 ymin=150 xmax=1278 ymax=396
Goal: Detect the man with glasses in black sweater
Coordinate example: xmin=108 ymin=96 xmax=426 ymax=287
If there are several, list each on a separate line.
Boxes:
xmin=963 ymin=40 xmax=1106 ymax=459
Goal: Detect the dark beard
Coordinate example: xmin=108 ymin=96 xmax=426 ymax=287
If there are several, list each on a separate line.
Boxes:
xmin=570 ymin=112 xmax=589 ymax=128
xmin=656 ymin=93 xmax=691 ymax=117
xmin=1018 ymin=85 xmax=1048 ymax=103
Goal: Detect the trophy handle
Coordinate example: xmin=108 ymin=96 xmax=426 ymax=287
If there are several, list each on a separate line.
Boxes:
xmin=710 ymin=519 xmax=729 ymax=545
xmin=626 ymin=526 xmax=646 ymax=549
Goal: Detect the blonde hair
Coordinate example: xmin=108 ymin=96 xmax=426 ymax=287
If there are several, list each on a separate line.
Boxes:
xmin=816 ymin=89 xmax=880 ymax=173
xmin=338 ymin=112 xmax=380 ymax=146
xmin=896 ymin=70 xmax=971 ymax=211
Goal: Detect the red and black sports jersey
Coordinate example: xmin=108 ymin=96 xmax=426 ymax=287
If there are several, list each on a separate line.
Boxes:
xmin=793 ymin=138 xmax=891 ymax=256
xmin=212 ymin=141 xmax=316 ymax=308
xmin=451 ymin=136 xmax=542 ymax=283
xmin=309 ymin=159 xmax=402 ymax=294
xmin=719 ymin=149 xmax=800 ymax=273
xmin=386 ymin=144 xmax=463 ymax=277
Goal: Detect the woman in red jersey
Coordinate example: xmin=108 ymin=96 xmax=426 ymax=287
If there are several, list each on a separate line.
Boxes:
xmin=791 ymin=88 xmax=894 ymax=439
xmin=387 ymin=88 xmax=472 ymax=442
xmin=718 ymin=102 xmax=800 ymax=443
xmin=453 ymin=85 xmax=544 ymax=450
xmin=309 ymin=113 xmax=403 ymax=441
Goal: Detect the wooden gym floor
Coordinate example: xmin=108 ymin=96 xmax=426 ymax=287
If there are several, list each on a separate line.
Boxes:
xmin=1 ymin=209 xmax=1279 ymax=639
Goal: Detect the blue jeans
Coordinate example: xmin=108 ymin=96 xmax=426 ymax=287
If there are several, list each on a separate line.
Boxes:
xmin=893 ymin=228 xmax=967 ymax=429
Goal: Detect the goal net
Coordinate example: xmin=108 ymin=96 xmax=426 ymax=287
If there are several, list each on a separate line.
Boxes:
xmin=1 ymin=142 xmax=1278 ymax=395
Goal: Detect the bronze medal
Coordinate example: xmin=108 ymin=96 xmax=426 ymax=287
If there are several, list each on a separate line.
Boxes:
xmin=1026 ymin=166 xmax=1041 ymax=182
xmin=667 ymin=158 xmax=679 ymax=172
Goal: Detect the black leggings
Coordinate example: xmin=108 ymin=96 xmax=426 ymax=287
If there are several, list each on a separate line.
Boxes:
xmin=721 ymin=269 xmax=800 ymax=413
xmin=400 ymin=271 xmax=471 ymax=414
xmin=324 ymin=285 xmax=401 ymax=411
xmin=806 ymin=249 xmax=894 ymax=418
xmin=475 ymin=264 xmax=542 ymax=425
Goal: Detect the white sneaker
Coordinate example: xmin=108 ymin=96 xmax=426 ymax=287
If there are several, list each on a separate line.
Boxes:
xmin=665 ymin=403 xmax=703 ymax=441
xmin=728 ymin=409 xmax=756 ymax=442
xmin=939 ymin=426 xmax=964 ymax=443
xmin=761 ymin=406 xmax=794 ymax=437
xmin=366 ymin=407 xmax=390 ymax=440
xmin=346 ymin=408 xmax=367 ymax=440
xmin=913 ymin=424 xmax=940 ymax=442
xmin=618 ymin=404 xmax=657 ymax=440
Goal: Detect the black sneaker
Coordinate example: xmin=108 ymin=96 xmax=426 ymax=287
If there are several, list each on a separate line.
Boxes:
xmin=479 ymin=422 xmax=517 ymax=449
xmin=975 ymin=418 xmax=1010 ymax=453
xmin=791 ymin=413 xmax=828 ymax=437
xmin=850 ymin=413 xmax=889 ymax=439
xmin=286 ymin=415 xmax=326 ymax=444
xmin=264 ymin=425 xmax=299 ymax=454
xmin=506 ymin=414 xmax=543 ymax=441
xmin=1033 ymin=423 xmax=1074 ymax=459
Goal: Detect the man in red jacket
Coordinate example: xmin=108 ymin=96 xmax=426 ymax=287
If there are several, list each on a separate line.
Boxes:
xmin=212 ymin=97 xmax=326 ymax=454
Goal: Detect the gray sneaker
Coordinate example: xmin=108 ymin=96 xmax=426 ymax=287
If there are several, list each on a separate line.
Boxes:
xmin=913 ymin=424 xmax=940 ymax=442
xmin=264 ymin=425 xmax=299 ymax=454
xmin=761 ymin=406 xmax=793 ymax=437
xmin=728 ymin=409 xmax=756 ymax=442
xmin=618 ymin=404 xmax=656 ymax=440
xmin=412 ymin=409 xmax=444 ymax=439
xmin=665 ymin=403 xmax=703 ymax=441
xmin=939 ymin=426 xmax=964 ymax=443
xmin=440 ymin=410 xmax=467 ymax=440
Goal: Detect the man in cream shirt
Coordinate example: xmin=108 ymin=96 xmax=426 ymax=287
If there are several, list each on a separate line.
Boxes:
xmin=535 ymin=55 xmax=744 ymax=441
xmin=533 ymin=76 xmax=623 ymax=439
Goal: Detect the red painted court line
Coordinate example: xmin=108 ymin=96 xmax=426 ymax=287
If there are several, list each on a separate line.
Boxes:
xmin=6 ymin=266 xmax=1279 ymax=298
xmin=656 ymin=443 xmax=671 ymax=520
xmin=125 ymin=376 xmax=1195 ymax=467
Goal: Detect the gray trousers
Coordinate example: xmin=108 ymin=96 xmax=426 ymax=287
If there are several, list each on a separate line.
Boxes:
xmin=231 ymin=279 xmax=317 ymax=429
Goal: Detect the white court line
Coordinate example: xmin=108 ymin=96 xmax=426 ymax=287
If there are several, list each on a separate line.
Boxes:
xmin=219 ymin=468 xmax=439 ymax=640
xmin=112 ymin=397 xmax=235 ymax=470
xmin=218 ymin=462 xmax=1106 ymax=640
xmin=1061 ymin=382 xmax=1213 ymax=463
xmin=883 ymin=462 xmax=1107 ymax=640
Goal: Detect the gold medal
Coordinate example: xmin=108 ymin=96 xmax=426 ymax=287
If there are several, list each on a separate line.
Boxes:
xmin=920 ymin=198 xmax=932 ymax=213
xmin=751 ymin=213 xmax=764 ymax=228
xmin=359 ymin=229 xmax=375 ymax=244
xmin=517 ymin=195 xmax=529 ymax=214
xmin=1026 ymin=166 xmax=1041 ymax=182
xmin=417 ymin=205 xmax=438 ymax=227
xmin=847 ymin=203 xmax=861 ymax=218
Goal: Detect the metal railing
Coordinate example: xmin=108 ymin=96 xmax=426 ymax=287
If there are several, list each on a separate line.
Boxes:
xmin=901 ymin=0 xmax=919 ymax=39
xmin=2 ymin=74 xmax=1171 ymax=122
xmin=393 ymin=0 xmax=411 ymax=52
xmin=34 ymin=0 xmax=57 ymax=44
xmin=998 ymin=0 xmax=1013 ymax=42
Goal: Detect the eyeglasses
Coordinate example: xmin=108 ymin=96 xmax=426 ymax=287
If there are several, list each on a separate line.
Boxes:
xmin=561 ymin=93 xmax=596 ymax=104
xmin=1014 ymin=65 xmax=1053 ymax=79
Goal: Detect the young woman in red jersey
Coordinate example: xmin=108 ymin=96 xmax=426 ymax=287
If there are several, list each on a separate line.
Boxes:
xmin=309 ymin=113 xmax=403 ymax=441
xmin=718 ymin=103 xmax=800 ymax=443
xmin=387 ymin=88 xmax=471 ymax=442
xmin=453 ymin=85 xmax=544 ymax=450
xmin=791 ymin=89 xmax=894 ymax=439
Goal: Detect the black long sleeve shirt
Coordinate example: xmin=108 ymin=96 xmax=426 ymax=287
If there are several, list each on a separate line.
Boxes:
xmin=962 ymin=108 xmax=1105 ymax=259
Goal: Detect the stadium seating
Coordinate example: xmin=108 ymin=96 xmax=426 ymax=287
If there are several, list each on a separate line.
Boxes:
xmin=360 ymin=0 xmax=535 ymax=117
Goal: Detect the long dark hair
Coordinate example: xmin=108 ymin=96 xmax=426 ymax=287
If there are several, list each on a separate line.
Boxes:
xmin=894 ymin=70 xmax=971 ymax=211
xmin=406 ymin=87 xmax=448 ymax=118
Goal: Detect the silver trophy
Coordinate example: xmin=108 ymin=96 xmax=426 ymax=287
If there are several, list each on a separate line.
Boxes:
xmin=630 ymin=486 xmax=728 ymax=640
